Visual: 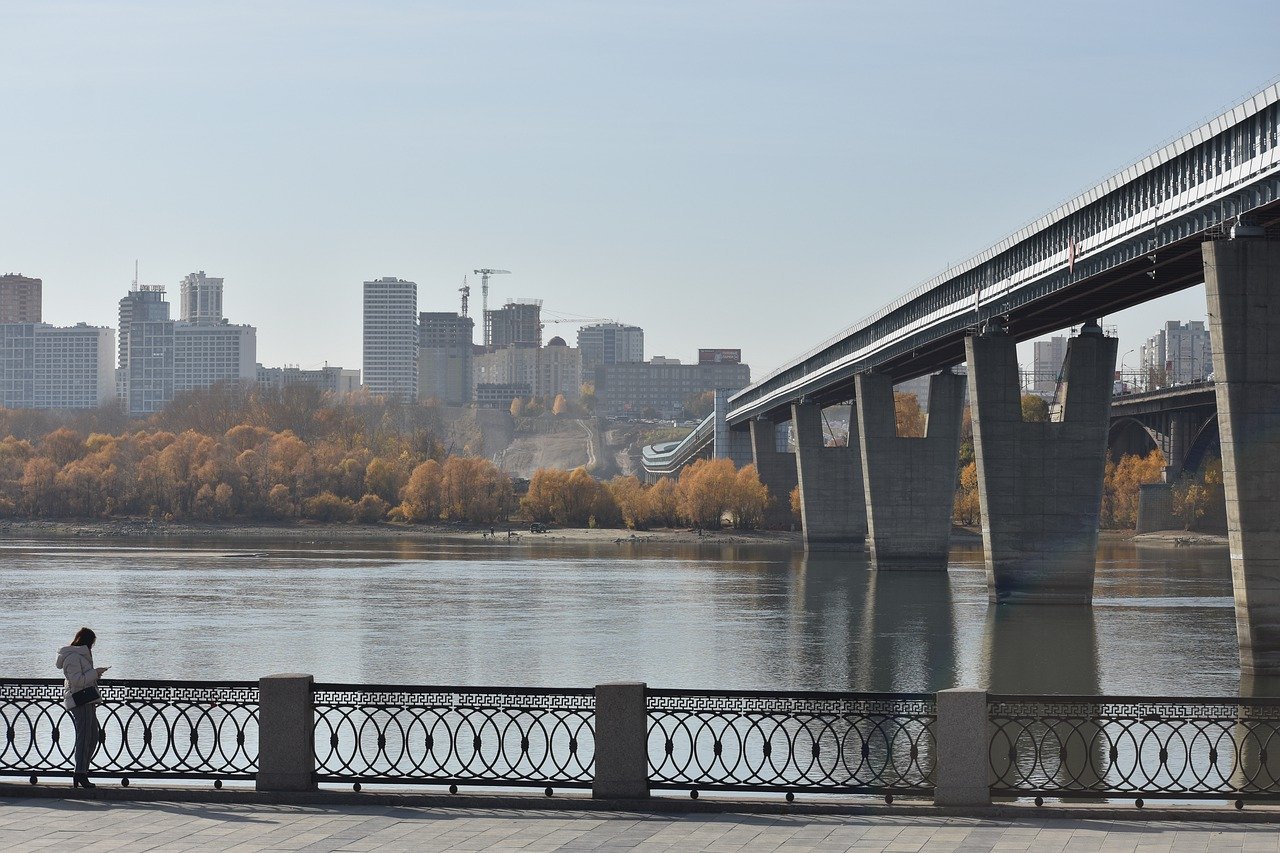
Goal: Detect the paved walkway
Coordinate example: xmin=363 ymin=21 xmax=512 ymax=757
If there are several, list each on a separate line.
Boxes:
xmin=4 ymin=798 xmax=1280 ymax=852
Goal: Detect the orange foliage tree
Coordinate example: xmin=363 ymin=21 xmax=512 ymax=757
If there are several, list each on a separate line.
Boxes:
xmin=1101 ymin=450 xmax=1165 ymax=528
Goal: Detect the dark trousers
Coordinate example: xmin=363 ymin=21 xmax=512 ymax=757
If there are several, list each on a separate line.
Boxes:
xmin=70 ymin=703 xmax=99 ymax=775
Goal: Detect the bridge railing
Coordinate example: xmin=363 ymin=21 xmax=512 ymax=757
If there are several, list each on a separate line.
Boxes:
xmin=5 ymin=677 xmax=1280 ymax=805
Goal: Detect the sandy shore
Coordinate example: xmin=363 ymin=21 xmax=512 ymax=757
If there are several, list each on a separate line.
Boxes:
xmin=1 ymin=518 xmax=1204 ymax=548
xmin=0 ymin=517 xmax=803 ymax=548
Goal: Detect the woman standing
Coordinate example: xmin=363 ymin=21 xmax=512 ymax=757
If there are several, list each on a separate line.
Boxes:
xmin=56 ymin=627 xmax=109 ymax=788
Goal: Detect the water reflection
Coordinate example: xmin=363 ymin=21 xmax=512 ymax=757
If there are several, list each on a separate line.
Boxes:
xmin=982 ymin=605 xmax=1100 ymax=695
xmin=0 ymin=536 xmax=1249 ymax=696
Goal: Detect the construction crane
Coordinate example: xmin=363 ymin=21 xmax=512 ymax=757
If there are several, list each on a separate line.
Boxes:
xmin=474 ymin=269 xmax=510 ymax=349
xmin=458 ymin=276 xmax=470 ymax=317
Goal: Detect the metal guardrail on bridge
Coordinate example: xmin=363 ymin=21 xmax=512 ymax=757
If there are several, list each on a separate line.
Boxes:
xmin=728 ymin=82 xmax=1280 ymax=422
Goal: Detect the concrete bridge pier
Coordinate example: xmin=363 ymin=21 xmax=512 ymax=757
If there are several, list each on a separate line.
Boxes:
xmin=1204 ymin=236 xmax=1280 ymax=676
xmin=714 ymin=389 xmax=754 ymax=467
xmin=855 ymin=370 xmax=965 ymax=570
xmin=966 ymin=328 xmax=1117 ymax=604
xmin=750 ymin=418 xmax=798 ymax=530
xmin=791 ymin=400 xmax=866 ymax=550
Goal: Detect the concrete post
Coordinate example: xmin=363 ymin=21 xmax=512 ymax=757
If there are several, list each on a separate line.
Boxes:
xmin=967 ymin=331 xmax=1117 ymax=603
xmin=593 ymin=682 xmax=648 ymax=799
xmin=791 ymin=401 xmax=866 ymax=550
xmin=1204 ymin=237 xmax=1280 ymax=675
xmin=750 ymin=418 xmax=798 ymax=530
xmin=855 ymin=371 xmax=965 ymax=569
xmin=933 ymin=688 xmax=990 ymax=806
xmin=1135 ymin=482 xmax=1177 ymax=533
xmin=257 ymin=674 xmax=315 ymax=792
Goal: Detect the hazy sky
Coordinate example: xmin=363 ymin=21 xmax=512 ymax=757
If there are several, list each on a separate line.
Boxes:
xmin=4 ymin=1 xmax=1279 ymax=380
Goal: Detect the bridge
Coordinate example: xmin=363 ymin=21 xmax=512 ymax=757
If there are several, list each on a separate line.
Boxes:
xmin=642 ymin=81 xmax=1280 ymax=676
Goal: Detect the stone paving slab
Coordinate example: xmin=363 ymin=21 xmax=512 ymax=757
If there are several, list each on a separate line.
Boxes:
xmin=5 ymin=799 xmax=1280 ymax=852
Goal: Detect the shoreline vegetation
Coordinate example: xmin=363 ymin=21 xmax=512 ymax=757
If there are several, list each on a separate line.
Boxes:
xmin=0 ymin=385 xmax=1227 ymax=548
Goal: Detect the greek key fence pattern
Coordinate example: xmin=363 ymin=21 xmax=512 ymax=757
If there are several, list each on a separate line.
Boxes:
xmin=312 ymin=684 xmax=595 ymax=788
xmin=0 ymin=678 xmax=258 ymax=781
xmin=989 ymin=695 xmax=1280 ymax=800
xmin=647 ymin=689 xmax=936 ymax=794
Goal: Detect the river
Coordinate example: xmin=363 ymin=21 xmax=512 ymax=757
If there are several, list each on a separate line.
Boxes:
xmin=0 ymin=537 xmax=1251 ymax=696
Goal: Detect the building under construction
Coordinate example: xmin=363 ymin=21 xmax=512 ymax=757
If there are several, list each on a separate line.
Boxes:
xmin=485 ymin=299 xmax=542 ymax=350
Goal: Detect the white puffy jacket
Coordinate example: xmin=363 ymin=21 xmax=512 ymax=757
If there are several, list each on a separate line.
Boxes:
xmin=55 ymin=645 xmax=99 ymax=710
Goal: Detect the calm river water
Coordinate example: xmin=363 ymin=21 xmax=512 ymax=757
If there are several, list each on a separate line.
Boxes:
xmin=0 ymin=537 xmax=1254 ymax=696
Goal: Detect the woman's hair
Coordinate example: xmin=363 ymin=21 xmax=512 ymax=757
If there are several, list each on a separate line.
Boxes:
xmin=71 ymin=627 xmax=96 ymax=648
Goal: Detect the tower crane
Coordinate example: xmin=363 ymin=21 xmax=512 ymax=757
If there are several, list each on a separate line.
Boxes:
xmin=458 ymin=276 xmax=470 ymax=317
xmin=474 ymin=268 xmax=510 ymax=349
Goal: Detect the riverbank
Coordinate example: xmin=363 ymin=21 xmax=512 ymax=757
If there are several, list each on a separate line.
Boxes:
xmin=0 ymin=517 xmax=803 ymax=547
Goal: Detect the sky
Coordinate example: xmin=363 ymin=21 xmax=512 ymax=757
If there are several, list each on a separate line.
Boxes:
xmin=3 ymin=1 xmax=1279 ymax=380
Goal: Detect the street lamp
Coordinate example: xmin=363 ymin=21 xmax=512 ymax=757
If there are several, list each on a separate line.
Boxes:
xmin=1119 ymin=349 xmax=1135 ymax=393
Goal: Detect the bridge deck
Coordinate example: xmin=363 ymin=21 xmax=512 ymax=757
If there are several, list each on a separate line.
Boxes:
xmin=730 ymin=82 xmax=1280 ymax=423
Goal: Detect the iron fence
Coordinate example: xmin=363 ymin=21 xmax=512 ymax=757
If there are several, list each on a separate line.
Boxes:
xmin=989 ymin=695 xmax=1280 ymax=800
xmin=0 ymin=678 xmax=258 ymax=783
xmin=312 ymin=684 xmax=595 ymax=789
xmin=647 ymin=689 xmax=935 ymax=796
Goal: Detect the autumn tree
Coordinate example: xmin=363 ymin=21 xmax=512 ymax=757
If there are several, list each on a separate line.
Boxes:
xmin=438 ymin=457 xmax=513 ymax=524
xmin=1101 ymin=450 xmax=1165 ymax=528
xmin=1021 ymin=394 xmax=1050 ymax=423
xmin=608 ymin=476 xmax=650 ymax=529
xmin=953 ymin=461 xmax=980 ymax=525
xmin=399 ymin=460 xmax=443 ymax=522
xmin=730 ymin=465 xmax=770 ymax=529
xmin=676 ymin=458 xmax=739 ymax=529
xmin=894 ymin=392 xmax=925 ymax=438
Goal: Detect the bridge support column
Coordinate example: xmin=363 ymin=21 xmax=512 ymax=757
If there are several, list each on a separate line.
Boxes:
xmin=714 ymin=389 xmax=754 ymax=467
xmin=751 ymin=418 xmax=797 ymax=530
xmin=791 ymin=401 xmax=866 ymax=550
xmin=966 ymin=329 xmax=1116 ymax=603
xmin=1204 ymin=237 xmax=1280 ymax=675
xmin=855 ymin=370 xmax=965 ymax=569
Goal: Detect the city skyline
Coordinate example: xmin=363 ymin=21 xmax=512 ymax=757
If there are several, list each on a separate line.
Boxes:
xmin=5 ymin=3 xmax=1279 ymax=379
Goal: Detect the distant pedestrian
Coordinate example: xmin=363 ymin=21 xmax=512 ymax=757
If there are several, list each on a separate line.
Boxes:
xmin=56 ymin=627 xmax=109 ymax=789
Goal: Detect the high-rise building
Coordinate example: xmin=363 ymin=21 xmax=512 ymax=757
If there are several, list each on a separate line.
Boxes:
xmin=418 ymin=311 xmax=474 ymax=405
xmin=0 ymin=323 xmax=115 ymax=410
xmin=1141 ymin=320 xmax=1213 ymax=389
xmin=180 ymin=271 xmax=224 ymax=322
xmin=363 ymin=277 xmax=418 ymax=398
xmin=0 ymin=274 xmax=42 ymax=323
xmin=125 ymin=316 xmax=175 ymax=416
xmin=1031 ymin=336 xmax=1068 ymax=396
xmin=117 ymin=286 xmax=171 ymax=408
xmin=119 ymin=283 xmax=257 ymax=414
xmin=485 ymin=299 xmax=542 ymax=350
xmin=174 ymin=321 xmax=256 ymax=393
xmin=577 ymin=323 xmax=643 ymax=382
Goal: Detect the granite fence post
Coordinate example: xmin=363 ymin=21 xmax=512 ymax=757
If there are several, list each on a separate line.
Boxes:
xmin=257 ymin=673 xmax=315 ymax=792
xmin=934 ymin=687 xmax=990 ymax=806
xmin=593 ymin=682 xmax=648 ymax=799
